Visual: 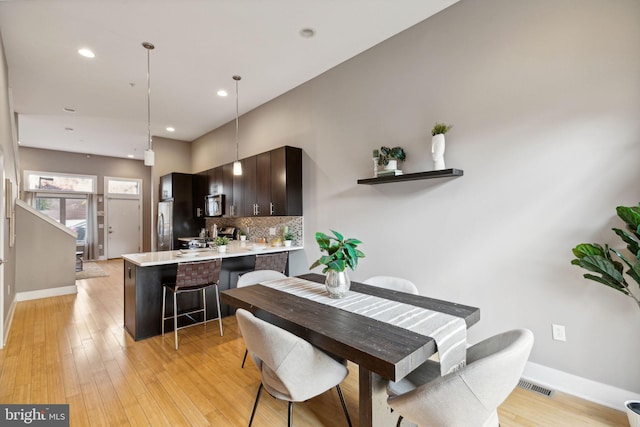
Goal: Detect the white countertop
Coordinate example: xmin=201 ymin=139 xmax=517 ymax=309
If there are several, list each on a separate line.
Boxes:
xmin=122 ymin=240 xmax=303 ymax=267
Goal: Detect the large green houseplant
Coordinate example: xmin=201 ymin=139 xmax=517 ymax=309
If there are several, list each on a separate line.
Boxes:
xmin=310 ymin=230 xmax=365 ymax=298
xmin=571 ymin=203 xmax=640 ymax=310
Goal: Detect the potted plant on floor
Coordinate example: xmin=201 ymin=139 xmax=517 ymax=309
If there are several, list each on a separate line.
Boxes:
xmin=310 ymin=230 xmax=365 ymax=298
xmin=571 ymin=203 xmax=640 ymax=426
xmin=214 ymin=236 xmax=230 ymax=253
xmin=571 ymin=203 xmax=640 ymax=310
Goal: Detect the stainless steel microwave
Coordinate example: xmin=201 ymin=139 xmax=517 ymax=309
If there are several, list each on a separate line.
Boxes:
xmin=205 ymin=194 xmax=224 ymax=217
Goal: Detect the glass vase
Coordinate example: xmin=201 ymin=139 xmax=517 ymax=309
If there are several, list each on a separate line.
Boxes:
xmin=325 ymin=270 xmax=350 ymax=299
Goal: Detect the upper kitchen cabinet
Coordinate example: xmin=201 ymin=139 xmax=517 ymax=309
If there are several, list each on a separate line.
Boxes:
xmin=270 ymin=146 xmax=302 ymax=216
xmin=193 ymin=172 xmax=208 ymax=218
xmin=161 ymin=172 xmax=194 ymax=201
xmin=240 ymin=146 xmax=302 ymax=217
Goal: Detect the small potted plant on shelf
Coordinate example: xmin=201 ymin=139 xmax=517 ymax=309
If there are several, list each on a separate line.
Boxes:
xmin=431 ymin=122 xmax=453 ymax=170
xmin=283 ymin=232 xmax=295 ymax=247
xmin=377 ymin=146 xmax=406 ymax=172
xmin=214 ymin=236 xmax=230 ymax=253
xmin=310 ymin=230 xmax=365 ymax=299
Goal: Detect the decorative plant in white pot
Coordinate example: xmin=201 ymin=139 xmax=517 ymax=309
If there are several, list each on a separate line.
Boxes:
xmin=310 ymin=230 xmax=365 ymax=299
xmin=431 ymin=122 xmax=453 ymax=170
xmin=214 ymin=236 xmax=230 ymax=253
xmin=376 ymin=146 xmax=406 ymax=171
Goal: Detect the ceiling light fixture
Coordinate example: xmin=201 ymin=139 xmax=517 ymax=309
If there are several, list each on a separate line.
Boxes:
xmin=142 ymin=41 xmax=155 ymax=166
xmin=299 ymin=28 xmax=316 ymax=38
xmin=78 ymin=48 xmax=95 ymax=58
xmin=217 ymin=89 xmax=228 ymax=97
xmin=232 ymin=75 xmax=243 ymax=176
xmin=166 ymin=127 xmax=175 ymax=132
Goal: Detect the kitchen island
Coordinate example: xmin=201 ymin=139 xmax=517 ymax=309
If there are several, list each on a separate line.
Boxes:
xmin=122 ymin=241 xmax=303 ymax=341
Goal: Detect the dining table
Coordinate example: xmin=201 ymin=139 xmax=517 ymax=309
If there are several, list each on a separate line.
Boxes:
xmin=220 ymin=273 xmax=480 ymax=427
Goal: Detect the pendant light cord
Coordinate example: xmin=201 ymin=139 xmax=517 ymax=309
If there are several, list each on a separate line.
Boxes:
xmin=233 ymin=75 xmax=241 ymax=162
xmin=143 ymin=42 xmax=155 ymax=152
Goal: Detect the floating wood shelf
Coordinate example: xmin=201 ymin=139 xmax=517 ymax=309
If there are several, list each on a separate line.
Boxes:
xmin=357 ymin=168 xmax=464 ymax=185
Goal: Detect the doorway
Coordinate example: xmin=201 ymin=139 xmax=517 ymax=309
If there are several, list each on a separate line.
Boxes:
xmin=107 ymin=198 xmax=140 ymax=258
xmin=104 ymin=177 xmax=143 ymax=259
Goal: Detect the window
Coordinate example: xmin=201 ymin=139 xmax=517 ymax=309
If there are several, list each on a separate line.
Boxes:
xmin=24 ymin=170 xmax=96 ymax=194
xmin=107 ymin=179 xmax=140 ymax=196
xmin=34 ymin=194 xmax=88 ymax=243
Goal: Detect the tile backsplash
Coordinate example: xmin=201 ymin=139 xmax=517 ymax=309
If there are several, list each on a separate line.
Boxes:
xmin=205 ymin=216 xmax=303 ymax=246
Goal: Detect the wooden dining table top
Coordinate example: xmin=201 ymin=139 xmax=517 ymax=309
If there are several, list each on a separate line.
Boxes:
xmin=221 ymin=273 xmax=480 ymax=382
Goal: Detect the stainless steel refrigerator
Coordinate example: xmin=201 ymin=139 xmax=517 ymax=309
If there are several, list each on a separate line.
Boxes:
xmin=157 ymin=201 xmax=173 ymax=251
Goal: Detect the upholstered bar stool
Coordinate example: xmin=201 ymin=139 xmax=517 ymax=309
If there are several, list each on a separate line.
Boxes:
xmin=254 ymin=252 xmax=288 ymax=274
xmin=162 ymin=258 xmax=223 ymax=350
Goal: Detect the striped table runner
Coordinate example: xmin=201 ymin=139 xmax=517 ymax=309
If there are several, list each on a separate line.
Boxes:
xmin=261 ymin=276 xmax=467 ymax=375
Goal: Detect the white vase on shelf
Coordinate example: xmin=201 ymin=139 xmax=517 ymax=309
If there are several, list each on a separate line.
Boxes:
xmin=384 ymin=159 xmax=398 ymax=171
xmin=431 ymin=134 xmax=446 ymax=170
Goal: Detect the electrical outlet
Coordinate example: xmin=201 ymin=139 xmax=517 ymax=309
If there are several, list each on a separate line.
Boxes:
xmin=269 ymin=228 xmax=276 ymax=235
xmin=552 ymin=324 xmax=566 ymax=342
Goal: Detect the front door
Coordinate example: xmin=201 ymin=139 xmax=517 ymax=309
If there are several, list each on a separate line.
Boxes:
xmin=107 ymin=198 xmax=140 ymax=258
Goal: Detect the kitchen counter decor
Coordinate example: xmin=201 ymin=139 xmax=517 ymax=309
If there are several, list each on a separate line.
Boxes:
xmin=310 ymin=230 xmax=365 ymax=299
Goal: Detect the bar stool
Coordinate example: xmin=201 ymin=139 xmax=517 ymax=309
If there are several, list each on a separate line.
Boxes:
xmin=162 ymin=258 xmax=223 ymax=350
xmin=254 ymin=252 xmax=288 ymax=274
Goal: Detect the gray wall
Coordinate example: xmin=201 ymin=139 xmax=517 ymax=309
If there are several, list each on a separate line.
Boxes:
xmin=19 ymin=147 xmax=153 ymax=253
xmin=0 ymin=30 xmax=19 ymax=344
xmin=192 ymin=0 xmax=640 ymax=394
xmin=15 ymin=202 xmax=75 ymax=292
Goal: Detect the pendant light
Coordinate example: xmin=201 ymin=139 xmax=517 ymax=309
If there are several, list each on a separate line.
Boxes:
xmin=232 ymin=75 xmax=243 ymax=176
xmin=143 ymin=42 xmax=155 ymax=166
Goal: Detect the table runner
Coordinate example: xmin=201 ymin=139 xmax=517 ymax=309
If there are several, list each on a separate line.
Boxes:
xmin=261 ymin=276 xmax=467 ymax=375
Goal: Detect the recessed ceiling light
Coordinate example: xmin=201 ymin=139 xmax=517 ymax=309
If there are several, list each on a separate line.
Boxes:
xmin=63 ymin=107 xmax=76 ymax=113
xmin=166 ymin=127 xmax=175 ymax=132
xmin=299 ymin=28 xmax=316 ymax=38
xmin=127 ymin=154 xmax=135 ymax=158
xmin=78 ymin=48 xmax=95 ymax=58
xmin=217 ymin=90 xmax=228 ymax=97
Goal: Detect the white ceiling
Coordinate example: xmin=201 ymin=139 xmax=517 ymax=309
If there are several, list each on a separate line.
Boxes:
xmin=0 ymin=0 xmax=458 ymax=160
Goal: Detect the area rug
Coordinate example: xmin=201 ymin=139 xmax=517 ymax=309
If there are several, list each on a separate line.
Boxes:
xmin=76 ymin=262 xmax=108 ymax=280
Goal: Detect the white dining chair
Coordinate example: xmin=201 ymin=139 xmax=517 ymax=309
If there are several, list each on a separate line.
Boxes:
xmin=386 ymin=328 xmax=534 ymax=427
xmin=364 ymin=275 xmax=419 ymax=295
xmin=237 ymin=269 xmax=287 ymax=367
xmin=236 ymin=308 xmax=352 ymax=427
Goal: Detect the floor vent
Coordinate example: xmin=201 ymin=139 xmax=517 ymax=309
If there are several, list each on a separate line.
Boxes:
xmin=517 ymin=379 xmax=555 ymax=398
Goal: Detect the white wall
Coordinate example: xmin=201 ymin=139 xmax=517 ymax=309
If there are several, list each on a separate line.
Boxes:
xmin=192 ymin=0 xmax=640 ymax=399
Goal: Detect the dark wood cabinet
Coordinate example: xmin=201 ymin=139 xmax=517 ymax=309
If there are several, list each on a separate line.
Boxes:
xmin=270 ymin=146 xmax=302 ymax=216
xmin=193 ymin=145 xmax=303 ymax=218
xmin=193 ymin=172 xmax=208 ymax=218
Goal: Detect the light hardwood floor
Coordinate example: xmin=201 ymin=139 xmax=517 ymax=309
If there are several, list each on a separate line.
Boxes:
xmin=0 ymin=259 xmax=628 ymax=426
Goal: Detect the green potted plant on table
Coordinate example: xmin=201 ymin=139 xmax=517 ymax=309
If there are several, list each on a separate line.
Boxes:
xmin=214 ymin=236 xmax=230 ymax=253
xmin=310 ymin=230 xmax=365 ymax=298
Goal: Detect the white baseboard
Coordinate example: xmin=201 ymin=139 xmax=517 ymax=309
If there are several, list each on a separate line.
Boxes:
xmin=16 ymin=285 xmax=78 ymax=302
xmin=523 ymin=361 xmax=640 ymax=411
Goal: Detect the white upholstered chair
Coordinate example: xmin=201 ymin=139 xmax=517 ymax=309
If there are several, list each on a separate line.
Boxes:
xmin=386 ymin=328 xmax=534 ymax=427
xmin=364 ymin=275 xmax=419 ymax=295
xmin=237 ymin=270 xmax=287 ymax=368
xmin=236 ymin=309 xmax=352 ymax=427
